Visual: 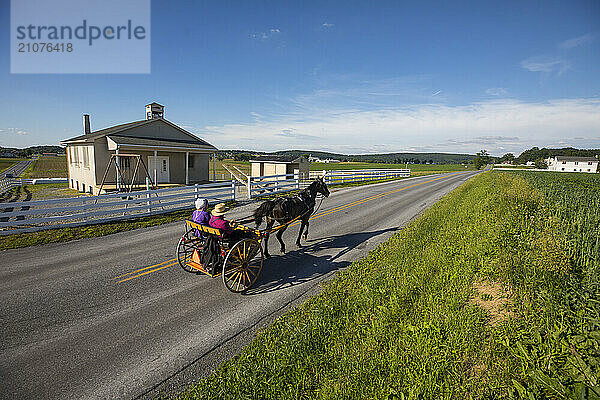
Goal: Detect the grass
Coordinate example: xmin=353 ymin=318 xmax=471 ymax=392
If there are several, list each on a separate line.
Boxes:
xmin=0 ymin=158 xmax=26 ymax=173
xmin=212 ymin=159 xmax=474 ymax=181
xmin=21 ymin=155 xmax=68 ymax=178
xmin=180 ymin=171 xmax=599 ymax=399
xmin=311 ymin=161 xmax=475 ymax=172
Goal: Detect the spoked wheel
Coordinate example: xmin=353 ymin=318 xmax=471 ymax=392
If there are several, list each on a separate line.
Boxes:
xmin=176 ymin=228 xmax=205 ymax=273
xmin=222 ymin=238 xmax=264 ymax=293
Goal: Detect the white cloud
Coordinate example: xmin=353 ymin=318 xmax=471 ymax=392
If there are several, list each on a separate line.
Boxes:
xmin=559 ymin=33 xmax=594 ymax=49
xmin=250 ymin=28 xmax=281 ymax=40
xmin=197 ymin=98 xmax=600 ymax=155
xmin=1 ymin=127 xmax=29 ymax=136
xmin=322 ymin=23 xmax=334 ymax=28
xmin=485 ymin=87 xmax=508 ymax=96
xmin=520 ymin=57 xmax=571 ymax=75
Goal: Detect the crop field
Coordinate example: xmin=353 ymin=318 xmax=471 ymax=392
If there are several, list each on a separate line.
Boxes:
xmin=181 ymin=171 xmax=599 ymax=399
xmin=21 ymin=155 xmax=68 ymax=178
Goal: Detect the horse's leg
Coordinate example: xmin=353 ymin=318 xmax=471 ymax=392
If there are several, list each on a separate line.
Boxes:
xmin=263 ymin=218 xmax=274 ymax=258
xmin=303 ymin=219 xmax=309 ymax=241
xmin=275 ymin=224 xmax=288 ymax=254
xmin=296 ymin=220 xmax=305 ymax=247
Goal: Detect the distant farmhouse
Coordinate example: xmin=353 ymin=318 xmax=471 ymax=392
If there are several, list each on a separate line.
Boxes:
xmin=61 ymin=103 xmax=217 ymax=194
xmin=308 ymin=155 xmax=340 ymax=163
xmin=546 ymin=156 xmax=598 ymax=173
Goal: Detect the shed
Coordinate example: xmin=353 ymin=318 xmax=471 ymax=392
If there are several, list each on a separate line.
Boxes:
xmin=249 ymin=155 xmax=309 ymax=180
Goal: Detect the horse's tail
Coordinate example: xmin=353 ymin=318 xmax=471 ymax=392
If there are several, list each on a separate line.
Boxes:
xmin=254 ymin=200 xmax=276 ymax=227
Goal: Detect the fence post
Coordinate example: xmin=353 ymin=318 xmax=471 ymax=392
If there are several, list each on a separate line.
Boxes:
xmin=81 ymin=197 xmax=88 ymax=223
xmin=231 ymin=181 xmax=236 ymax=201
xmin=247 ymin=176 xmax=252 ymax=199
xmin=295 ymin=172 xmax=300 ymax=190
xmin=146 ymin=177 xmax=152 ymax=214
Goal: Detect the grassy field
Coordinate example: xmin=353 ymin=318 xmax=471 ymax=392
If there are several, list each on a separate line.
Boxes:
xmin=0 ymin=158 xmax=26 ymax=173
xmin=211 ymin=159 xmax=474 ymax=180
xmin=181 ymin=171 xmax=599 ymax=399
xmin=21 ymin=155 xmax=68 ymax=178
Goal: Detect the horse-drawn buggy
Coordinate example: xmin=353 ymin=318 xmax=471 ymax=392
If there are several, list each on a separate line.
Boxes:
xmin=176 ymin=177 xmax=330 ymax=293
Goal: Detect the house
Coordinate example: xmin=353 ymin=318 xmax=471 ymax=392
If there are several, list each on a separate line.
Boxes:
xmin=308 ymin=155 xmax=340 ymax=163
xmin=61 ymin=103 xmax=218 ymax=194
xmin=249 ymin=155 xmax=310 ymax=180
xmin=546 ymin=156 xmax=598 ymax=173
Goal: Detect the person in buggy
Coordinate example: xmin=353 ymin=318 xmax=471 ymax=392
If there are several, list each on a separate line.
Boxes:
xmin=209 ymin=203 xmax=251 ymax=242
xmin=191 ymin=198 xmax=211 ymax=237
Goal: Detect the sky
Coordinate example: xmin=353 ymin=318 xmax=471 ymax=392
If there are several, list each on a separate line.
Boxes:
xmin=0 ymin=0 xmax=599 ymax=156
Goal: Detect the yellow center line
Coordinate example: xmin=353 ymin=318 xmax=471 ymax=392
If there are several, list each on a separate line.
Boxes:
xmin=113 ymin=257 xmax=177 ymax=279
xmin=117 ymin=261 xmax=179 ymax=283
xmin=116 ymin=172 xmax=464 ymax=284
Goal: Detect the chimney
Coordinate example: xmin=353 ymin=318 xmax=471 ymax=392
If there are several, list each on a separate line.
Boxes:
xmin=83 ymin=114 xmax=91 ymax=135
xmin=145 ymin=102 xmax=164 ymax=120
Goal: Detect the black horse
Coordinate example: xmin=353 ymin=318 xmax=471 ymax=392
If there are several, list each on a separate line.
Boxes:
xmin=253 ymin=177 xmax=330 ymax=258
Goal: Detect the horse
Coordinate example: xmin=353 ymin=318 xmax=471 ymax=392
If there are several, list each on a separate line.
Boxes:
xmin=253 ymin=177 xmax=330 ymax=258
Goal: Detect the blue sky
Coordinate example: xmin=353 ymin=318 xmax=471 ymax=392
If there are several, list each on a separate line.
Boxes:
xmin=1 ymin=0 xmax=599 ymax=155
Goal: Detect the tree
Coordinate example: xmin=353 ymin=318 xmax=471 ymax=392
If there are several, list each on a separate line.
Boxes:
xmin=473 ymin=149 xmax=491 ymax=170
xmin=500 ymin=153 xmax=515 ymax=164
xmin=534 ymin=158 xmax=548 ymax=169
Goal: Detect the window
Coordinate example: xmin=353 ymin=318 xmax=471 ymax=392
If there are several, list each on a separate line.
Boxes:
xmin=72 ymin=147 xmax=79 ymax=166
xmin=575 ymin=161 xmax=579 ymax=165
xmin=162 ymin=159 xmax=167 ymax=172
xmin=188 ymin=154 xmax=194 ymax=168
xmin=589 ymin=162 xmax=593 ymax=165
xmin=82 ymin=147 xmax=89 ymax=168
xmin=562 ymin=161 xmax=566 ymax=164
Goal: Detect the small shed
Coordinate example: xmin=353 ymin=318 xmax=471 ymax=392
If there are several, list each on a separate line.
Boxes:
xmin=249 ymin=155 xmax=309 ymax=180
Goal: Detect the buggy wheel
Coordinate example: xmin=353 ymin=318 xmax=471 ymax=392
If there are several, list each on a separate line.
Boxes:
xmin=222 ymin=238 xmax=264 ymax=293
xmin=176 ymin=228 xmax=205 ymax=273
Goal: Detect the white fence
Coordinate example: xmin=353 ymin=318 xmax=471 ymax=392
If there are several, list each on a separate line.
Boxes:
xmin=310 ymin=169 xmax=411 ymax=185
xmin=247 ymin=173 xmax=300 ymax=199
xmin=0 ymin=181 xmax=235 ymax=235
xmin=0 ymin=177 xmax=69 ymax=195
xmin=247 ymin=169 xmax=411 ymax=199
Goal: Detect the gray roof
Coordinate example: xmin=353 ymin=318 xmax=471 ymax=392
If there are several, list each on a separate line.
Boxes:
xmin=107 ymin=135 xmax=215 ymax=150
xmin=61 ymin=118 xmax=216 ymax=150
xmin=62 ymin=120 xmax=150 ymax=143
xmin=555 ymin=156 xmax=598 ymax=162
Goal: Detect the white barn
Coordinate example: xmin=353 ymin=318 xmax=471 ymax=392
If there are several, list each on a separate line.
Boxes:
xmin=546 ymin=156 xmax=598 ymax=173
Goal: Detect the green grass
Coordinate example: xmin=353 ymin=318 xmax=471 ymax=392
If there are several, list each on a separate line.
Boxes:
xmin=0 ymin=158 xmax=26 ymax=173
xmin=21 ymin=155 xmax=68 ymax=178
xmin=180 ymin=171 xmax=599 ymax=399
xmin=311 ymin=162 xmax=474 ymax=172
xmin=211 ymin=160 xmax=474 ymax=180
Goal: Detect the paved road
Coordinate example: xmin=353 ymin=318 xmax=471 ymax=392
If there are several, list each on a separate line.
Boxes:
xmin=0 ymin=157 xmax=37 ymax=196
xmin=0 ymin=170 xmax=480 ymax=399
